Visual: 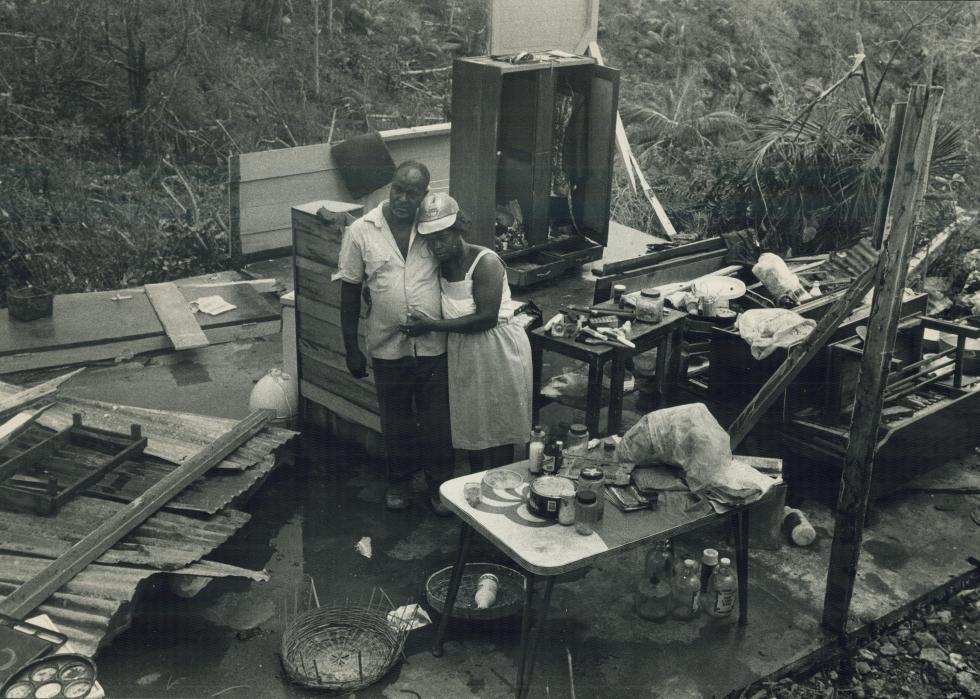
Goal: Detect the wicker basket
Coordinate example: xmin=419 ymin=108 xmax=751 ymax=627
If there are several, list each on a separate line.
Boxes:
xmin=280 ymin=587 xmax=409 ymax=692
xmin=426 ymin=562 xmax=526 ymax=620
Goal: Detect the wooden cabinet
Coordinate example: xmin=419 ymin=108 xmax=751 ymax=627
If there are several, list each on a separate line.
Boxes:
xmin=449 ymin=55 xmax=619 ymax=284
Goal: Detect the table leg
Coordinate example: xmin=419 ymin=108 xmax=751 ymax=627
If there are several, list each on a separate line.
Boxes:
xmin=431 ymin=523 xmax=474 ymax=657
xmin=585 ymin=362 xmax=603 ymax=437
xmin=607 ymin=356 xmax=626 ymax=436
xmin=654 ymin=336 xmax=669 ymax=409
xmin=518 ymin=576 xmax=555 ymax=699
xmin=733 ymin=508 xmax=750 ymax=626
xmin=531 ymin=344 xmax=543 ymax=426
xmin=515 ymin=575 xmax=536 ymax=699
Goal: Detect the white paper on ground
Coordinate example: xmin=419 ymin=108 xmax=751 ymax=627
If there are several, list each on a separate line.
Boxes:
xmin=191 ymin=295 xmax=237 ymax=315
xmin=355 ymin=536 xmax=372 ymax=558
xmin=387 ymin=603 xmax=431 ymax=631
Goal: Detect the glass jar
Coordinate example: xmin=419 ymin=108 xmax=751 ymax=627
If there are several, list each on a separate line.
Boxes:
xmin=558 ymin=493 xmax=576 ymax=526
xmin=574 ymin=491 xmax=599 ymax=535
xmin=635 ymin=289 xmax=665 ymax=324
xmin=565 ymin=424 xmax=589 ymax=455
xmin=578 ymin=466 xmax=605 ymax=520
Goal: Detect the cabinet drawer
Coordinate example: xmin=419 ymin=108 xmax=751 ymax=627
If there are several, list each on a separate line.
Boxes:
xmin=506 ymin=251 xmax=570 ymax=288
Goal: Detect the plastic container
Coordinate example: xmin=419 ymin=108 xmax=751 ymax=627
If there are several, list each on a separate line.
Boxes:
xmin=574 ymin=491 xmax=599 ymax=535
xmin=635 ymin=289 xmax=664 ymax=324
xmin=249 ymin=368 xmax=299 ymax=424
xmin=705 ymin=557 xmax=738 ymax=618
xmin=672 ymin=559 xmax=701 ymax=619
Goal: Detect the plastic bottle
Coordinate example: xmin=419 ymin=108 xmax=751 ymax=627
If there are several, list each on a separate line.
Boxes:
xmin=528 ymin=425 xmax=547 ymax=475
xmin=706 ymin=557 xmax=738 ymax=619
xmin=474 ymin=573 xmax=499 ymax=609
xmin=635 ymin=573 xmax=672 ymax=621
xmin=699 ymin=548 xmax=719 ymax=597
xmin=672 ymin=559 xmax=701 ymax=620
xmin=782 ymin=507 xmax=817 ymax=546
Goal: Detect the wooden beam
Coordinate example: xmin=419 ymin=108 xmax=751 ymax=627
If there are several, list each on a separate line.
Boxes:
xmin=145 ymin=282 xmax=210 ymax=351
xmin=871 ymin=103 xmax=906 ymax=249
xmin=0 ymin=368 xmax=84 ymax=420
xmin=0 ymin=405 xmax=52 ymax=451
xmin=823 ymin=85 xmax=943 ymax=635
xmin=0 ymin=409 xmax=273 ymax=619
xmin=727 ymin=262 xmax=878 ymax=450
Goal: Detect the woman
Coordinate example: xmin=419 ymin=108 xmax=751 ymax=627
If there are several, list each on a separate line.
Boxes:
xmin=401 ymin=192 xmax=533 ymax=472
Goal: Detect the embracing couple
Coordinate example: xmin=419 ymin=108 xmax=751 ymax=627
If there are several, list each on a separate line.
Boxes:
xmin=332 ymin=160 xmax=532 ymax=515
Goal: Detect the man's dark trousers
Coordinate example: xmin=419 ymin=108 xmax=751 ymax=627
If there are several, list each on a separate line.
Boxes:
xmin=372 ymin=353 xmax=454 ymax=489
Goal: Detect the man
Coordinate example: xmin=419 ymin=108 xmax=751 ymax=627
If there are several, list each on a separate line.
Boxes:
xmin=332 ymin=160 xmax=454 ymax=514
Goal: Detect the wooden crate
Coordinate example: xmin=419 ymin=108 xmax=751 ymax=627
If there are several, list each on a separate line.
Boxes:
xmin=291 ymin=201 xmax=385 ymax=432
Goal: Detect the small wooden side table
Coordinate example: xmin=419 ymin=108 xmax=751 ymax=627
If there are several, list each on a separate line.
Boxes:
xmin=530 ymin=308 xmax=686 ymax=436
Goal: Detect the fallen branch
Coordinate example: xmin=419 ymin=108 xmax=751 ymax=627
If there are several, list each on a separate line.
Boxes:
xmin=401 ymin=65 xmax=451 ymax=76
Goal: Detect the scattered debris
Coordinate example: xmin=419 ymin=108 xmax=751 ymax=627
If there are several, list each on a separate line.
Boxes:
xmin=355 ymin=537 xmax=372 ymax=559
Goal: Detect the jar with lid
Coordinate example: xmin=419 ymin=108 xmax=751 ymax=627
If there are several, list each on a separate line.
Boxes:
xmin=635 ymin=289 xmax=665 ymax=324
xmin=578 ymin=465 xmax=605 ymax=520
xmin=574 ymin=491 xmax=600 ymax=535
xmin=565 ymin=423 xmax=589 ymax=455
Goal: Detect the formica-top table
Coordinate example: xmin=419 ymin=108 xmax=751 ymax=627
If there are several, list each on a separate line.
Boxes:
xmin=530 ymin=307 xmax=686 ymax=437
xmin=431 ymin=460 xmax=773 ymax=698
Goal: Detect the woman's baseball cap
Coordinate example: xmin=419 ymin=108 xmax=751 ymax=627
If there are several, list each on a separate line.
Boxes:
xmin=416 ymin=192 xmax=459 ymax=235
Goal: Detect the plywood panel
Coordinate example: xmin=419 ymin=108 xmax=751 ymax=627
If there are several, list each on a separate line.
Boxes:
xmin=298 ymin=336 xmax=375 ymax=388
xmin=301 ymin=380 xmax=382 ymax=433
xmin=242 ymin=228 xmax=292 ymax=255
xmin=488 ymin=0 xmax=598 ymax=55
xmin=300 ymin=351 xmax=379 ymax=413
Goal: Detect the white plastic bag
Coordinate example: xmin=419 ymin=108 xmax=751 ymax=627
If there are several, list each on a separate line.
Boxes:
xmin=735 ymin=308 xmax=816 ymax=360
xmin=617 ymin=403 xmax=777 ymax=507
xmin=752 ymin=252 xmax=808 ymax=302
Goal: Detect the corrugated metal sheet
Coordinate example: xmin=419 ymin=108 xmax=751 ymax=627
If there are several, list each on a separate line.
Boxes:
xmin=0 ymin=498 xmax=250 ymax=569
xmin=822 ymin=239 xmax=879 ymax=280
xmin=0 ymin=385 xmax=297 ymax=472
xmin=0 ymin=556 xmax=268 ymax=656
xmin=7 ymin=426 xmax=281 ymax=515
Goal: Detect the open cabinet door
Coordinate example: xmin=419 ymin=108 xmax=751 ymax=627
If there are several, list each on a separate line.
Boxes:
xmin=578 ymin=64 xmax=619 ymax=246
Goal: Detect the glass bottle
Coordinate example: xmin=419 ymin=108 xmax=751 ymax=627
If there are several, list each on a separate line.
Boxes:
xmin=635 ymin=572 xmax=671 ymax=622
xmin=644 ymin=539 xmax=674 ymax=583
xmin=699 ymin=548 xmax=719 ymax=597
xmin=565 ymin=424 xmax=589 ymax=455
xmin=672 ymin=559 xmax=701 ymax=620
xmin=578 ymin=466 xmax=605 ymax=520
xmin=705 ymin=557 xmax=738 ymax=619
xmin=545 ymin=440 xmax=562 ymax=475
xmin=635 ymin=289 xmax=665 ymax=323
xmin=558 ymin=493 xmax=576 ymax=526
xmin=528 ymin=425 xmax=547 ymax=475
xmin=574 ymin=491 xmax=599 ymax=535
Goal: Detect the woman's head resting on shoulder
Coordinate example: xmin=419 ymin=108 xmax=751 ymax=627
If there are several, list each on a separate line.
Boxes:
xmin=417 ymin=191 xmax=470 ymax=262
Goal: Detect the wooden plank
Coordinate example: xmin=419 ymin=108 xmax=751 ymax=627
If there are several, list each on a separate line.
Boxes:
xmin=298 ymin=310 xmax=366 ymax=348
xmin=594 ymin=237 xmax=724 ymax=277
xmin=0 ymin=406 xmax=51 ymax=451
xmin=871 ymin=102 xmax=906 ymax=249
xmin=823 ymin=85 xmax=943 ymax=636
xmin=144 ymin=282 xmax=210 ymax=351
xmin=0 ymin=369 xmax=85 ymax=419
xmin=727 ymin=262 xmax=878 ymax=450
xmin=0 ymin=409 xmax=273 ymax=619
xmin=301 ymin=380 xmax=381 ymax=433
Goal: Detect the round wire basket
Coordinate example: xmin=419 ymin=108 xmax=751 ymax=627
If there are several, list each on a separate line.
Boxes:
xmin=280 ymin=586 xmax=410 ymax=692
xmin=426 ymin=562 xmax=526 ymax=620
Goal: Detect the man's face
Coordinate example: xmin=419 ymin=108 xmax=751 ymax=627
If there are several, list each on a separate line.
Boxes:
xmin=388 ymin=169 xmax=428 ymax=223
xmin=426 ymin=230 xmax=461 ymax=262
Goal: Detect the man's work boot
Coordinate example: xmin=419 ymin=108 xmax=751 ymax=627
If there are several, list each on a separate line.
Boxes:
xmin=385 ymin=483 xmax=411 ymax=511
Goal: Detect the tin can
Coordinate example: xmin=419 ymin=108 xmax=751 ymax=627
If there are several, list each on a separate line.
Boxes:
xmin=698 ymin=294 xmax=718 ymax=318
xmin=613 ymin=284 xmax=627 ymax=303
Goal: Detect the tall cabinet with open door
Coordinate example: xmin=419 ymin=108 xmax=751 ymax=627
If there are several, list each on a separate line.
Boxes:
xmin=449 ymin=55 xmax=620 ymax=287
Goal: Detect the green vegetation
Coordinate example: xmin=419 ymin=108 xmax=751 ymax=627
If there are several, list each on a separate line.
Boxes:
xmin=1 ymin=0 xmax=977 ymax=297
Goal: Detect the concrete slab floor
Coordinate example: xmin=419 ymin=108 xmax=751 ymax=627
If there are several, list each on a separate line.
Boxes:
xmin=15 ymin=259 xmax=976 ymax=697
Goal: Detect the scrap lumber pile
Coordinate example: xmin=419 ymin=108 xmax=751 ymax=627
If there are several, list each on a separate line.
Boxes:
xmin=0 ymin=376 xmax=297 ymax=655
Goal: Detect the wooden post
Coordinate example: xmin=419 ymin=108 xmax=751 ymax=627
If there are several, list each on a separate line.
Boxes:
xmin=822 ymin=85 xmax=943 ymax=635
xmin=0 ymin=410 xmax=273 ymax=619
xmin=313 ymin=0 xmax=321 ymax=97
xmin=871 ymin=102 xmax=906 ymax=249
